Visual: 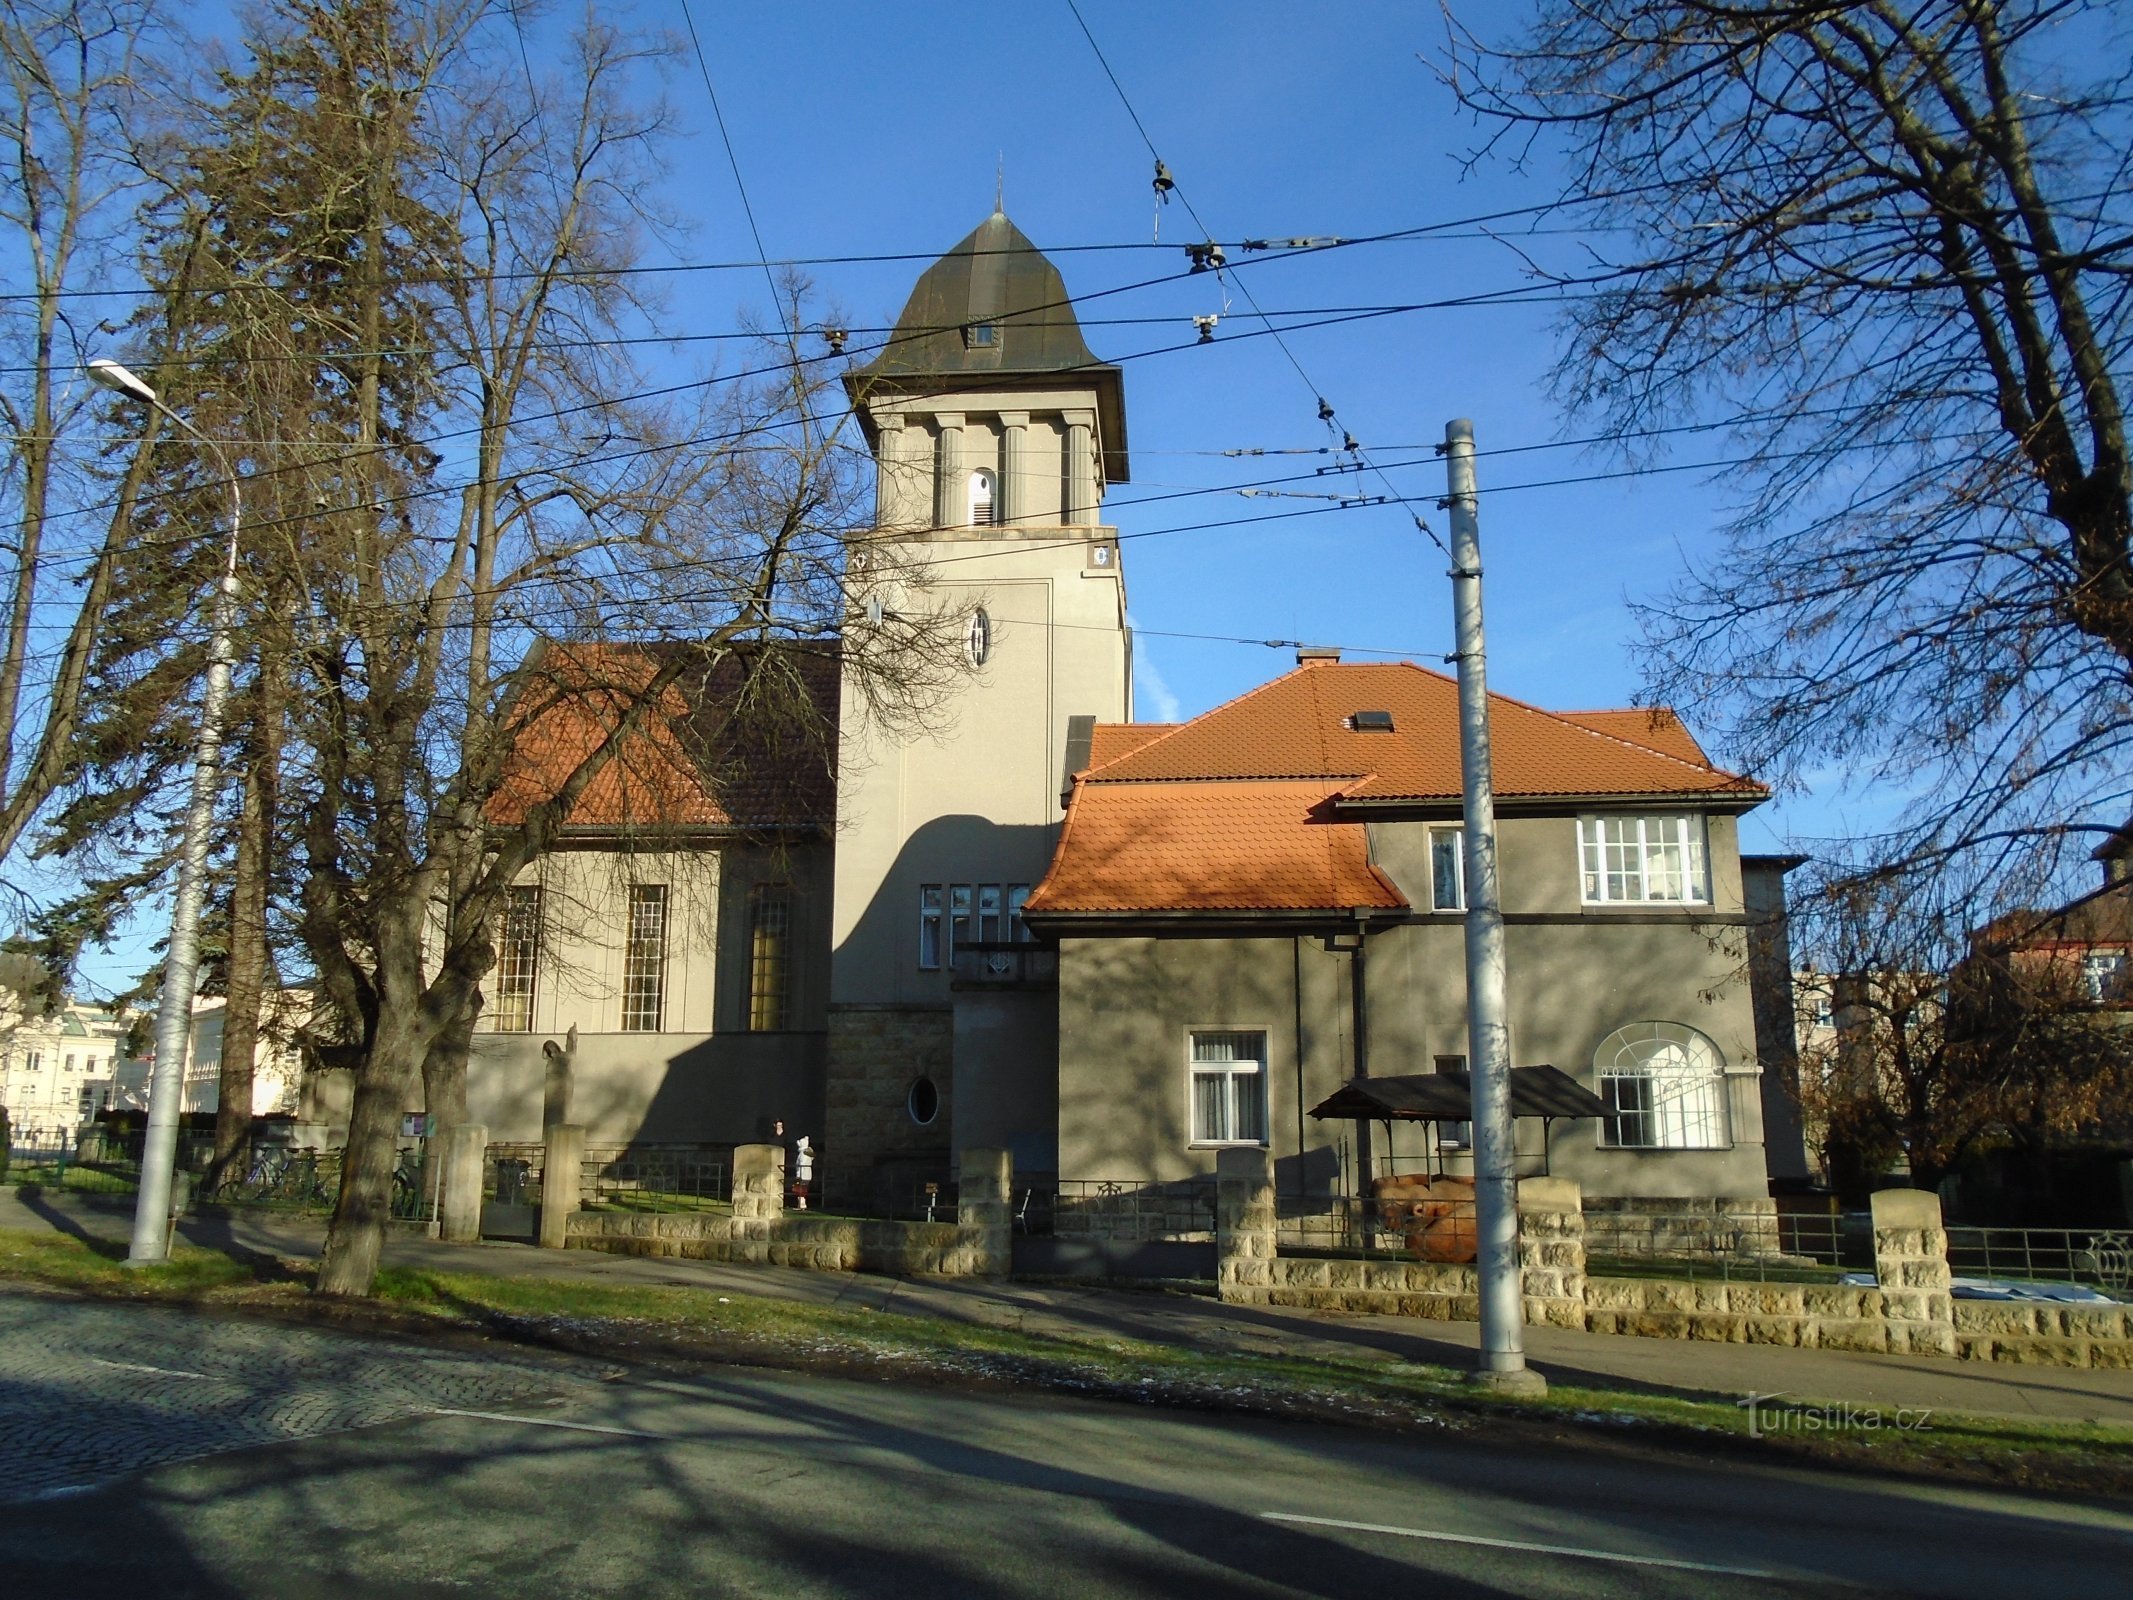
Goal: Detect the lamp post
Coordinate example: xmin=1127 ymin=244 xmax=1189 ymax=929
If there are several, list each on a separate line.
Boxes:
xmin=86 ymin=357 xmax=244 ymax=1266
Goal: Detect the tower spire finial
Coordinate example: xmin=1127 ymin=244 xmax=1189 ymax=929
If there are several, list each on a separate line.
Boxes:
xmin=995 ymin=153 xmax=1004 ymax=215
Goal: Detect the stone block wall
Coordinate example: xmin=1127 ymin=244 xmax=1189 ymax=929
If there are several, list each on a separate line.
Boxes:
xmin=565 ymin=1143 xmax=1011 ymax=1280
xmin=1516 ymin=1177 xmax=1587 ymax=1330
xmin=1580 ymin=1195 xmax=1783 ymax=1261
xmin=1953 ymin=1300 xmax=2133 ymax=1367
xmin=1869 ymin=1187 xmax=1956 ymax=1356
xmin=824 ymin=1004 xmax=953 ymax=1180
xmin=1215 ymin=1147 xmax=1277 ymax=1302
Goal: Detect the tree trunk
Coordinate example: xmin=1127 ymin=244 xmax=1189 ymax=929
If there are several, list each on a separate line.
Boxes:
xmin=316 ymin=1022 xmax=421 ymax=1296
xmin=420 ymin=991 xmax=477 ymax=1214
xmin=206 ymin=666 xmax=284 ymax=1195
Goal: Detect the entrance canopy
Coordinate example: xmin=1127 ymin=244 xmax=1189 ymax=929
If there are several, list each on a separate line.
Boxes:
xmin=1308 ymin=1067 xmax=1606 ymax=1123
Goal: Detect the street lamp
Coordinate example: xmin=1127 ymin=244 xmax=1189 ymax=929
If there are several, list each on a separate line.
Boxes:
xmin=86 ymin=357 xmax=244 ymax=1265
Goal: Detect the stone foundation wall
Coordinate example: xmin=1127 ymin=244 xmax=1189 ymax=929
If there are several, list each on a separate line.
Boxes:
xmin=565 ymin=1141 xmax=1009 ymax=1278
xmin=1953 ymin=1301 xmax=2133 ymax=1368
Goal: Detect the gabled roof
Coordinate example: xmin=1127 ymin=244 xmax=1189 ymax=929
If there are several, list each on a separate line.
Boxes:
xmin=1027 ymin=659 xmax=1759 ymax=922
xmin=1028 ymin=778 xmax=1404 ymax=915
xmin=486 ymin=642 xmax=837 ymax=833
xmin=1080 ymin=660 xmax=1760 ymax=804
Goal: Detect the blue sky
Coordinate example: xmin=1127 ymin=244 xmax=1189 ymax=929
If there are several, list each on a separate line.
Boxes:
xmin=70 ymin=0 xmax=1880 ymax=990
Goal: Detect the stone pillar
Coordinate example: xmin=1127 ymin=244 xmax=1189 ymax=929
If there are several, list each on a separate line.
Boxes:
xmin=1216 ymin=1146 xmax=1277 ymax=1304
xmin=541 ymin=1031 xmax=574 ymax=1134
xmin=1064 ymin=414 xmax=1093 ymax=525
xmin=997 ymin=411 xmax=1027 ymax=529
xmin=440 ymin=1122 xmax=487 ymax=1243
xmin=1516 ymin=1176 xmax=1587 ymax=1329
xmin=538 ymin=1122 xmax=585 ymax=1249
xmin=731 ymin=1142 xmax=786 ymax=1264
xmin=957 ymin=1146 xmax=1013 ymax=1279
xmin=934 ymin=414 xmax=964 ymax=529
xmin=1870 ymin=1187 xmax=1956 ymax=1356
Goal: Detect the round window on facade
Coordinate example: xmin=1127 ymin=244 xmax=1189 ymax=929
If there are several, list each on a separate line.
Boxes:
xmin=966 ymin=607 xmax=991 ymax=668
xmin=907 ymin=1075 xmax=940 ymax=1126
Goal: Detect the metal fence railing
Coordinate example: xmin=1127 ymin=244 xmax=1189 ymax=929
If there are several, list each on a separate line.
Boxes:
xmin=4 ymin=1140 xmax=139 ymax=1197
xmin=1583 ymin=1209 xmax=1863 ymax=1283
xmin=1275 ymin=1196 xmax=1482 ymax=1260
xmin=1947 ymin=1226 xmax=2133 ymax=1295
xmin=579 ymin=1146 xmax=728 ymax=1212
xmin=803 ymin=1170 xmax=959 ymax=1223
xmin=1014 ymin=1178 xmax=1217 ymax=1242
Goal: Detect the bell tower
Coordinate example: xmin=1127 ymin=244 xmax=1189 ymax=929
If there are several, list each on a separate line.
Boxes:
xmin=825 ymin=211 xmax=1132 ymax=1190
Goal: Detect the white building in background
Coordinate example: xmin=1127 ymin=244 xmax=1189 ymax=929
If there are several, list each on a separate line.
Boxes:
xmin=0 ymin=996 xmax=134 ymax=1146
xmin=108 ymin=991 xmax=309 ymax=1119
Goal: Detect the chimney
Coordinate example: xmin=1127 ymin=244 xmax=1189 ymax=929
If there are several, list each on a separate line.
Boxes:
xmin=2095 ymin=822 xmax=2133 ymax=887
xmin=1296 ymin=646 xmax=1341 ymax=667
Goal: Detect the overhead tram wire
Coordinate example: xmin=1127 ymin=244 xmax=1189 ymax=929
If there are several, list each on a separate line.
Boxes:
xmin=14 ymin=267 xmax=1594 ymax=552
xmin=0 ymin=168 xmax=1764 ymax=306
xmin=1061 ymin=0 xmax=1448 ymax=553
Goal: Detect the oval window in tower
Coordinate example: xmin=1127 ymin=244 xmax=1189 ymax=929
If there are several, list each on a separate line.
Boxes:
xmin=966 ymin=607 xmax=992 ymax=667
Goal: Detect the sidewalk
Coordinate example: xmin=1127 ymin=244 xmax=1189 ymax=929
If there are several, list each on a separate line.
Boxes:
xmin=10 ymin=1187 xmax=2133 ymax=1426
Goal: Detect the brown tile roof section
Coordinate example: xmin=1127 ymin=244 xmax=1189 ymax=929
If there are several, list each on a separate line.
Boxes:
xmin=1557 ymin=707 xmax=1711 ymax=767
xmin=1082 ymin=661 xmax=1760 ymax=801
xmin=1087 ymin=724 xmax=1174 ymax=766
xmin=1026 ymin=779 xmax=1406 ymax=914
xmin=487 ymin=643 xmax=836 ymax=831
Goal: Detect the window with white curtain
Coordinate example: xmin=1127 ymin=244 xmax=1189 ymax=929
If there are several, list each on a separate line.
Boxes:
xmin=1579 ymin=815 xmax=1709 ymax=904
xmin=1189 ymin=1030 xmax=1268 ymax=1146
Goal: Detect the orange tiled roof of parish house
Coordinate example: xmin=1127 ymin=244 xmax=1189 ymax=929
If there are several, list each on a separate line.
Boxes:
xmin=1030 ymin=779 xmax=1405 ymax=913
xmin=1078 ymin=660 xmax=1760 ymax=801
xmin=1027 ymin=660 xmax=1760 ymax=918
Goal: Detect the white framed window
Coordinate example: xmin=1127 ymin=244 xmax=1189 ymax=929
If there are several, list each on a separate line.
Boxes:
xmin=968 ymin=468 xmax=997 ymax=526
xmin=966 ymin=607 xmax=992 ymax=666
xmin=1595 ymin=1021 xmax=1729 ymax=1150
xmin=494 ymin=884 xmax=542 ymax=1032
xmin=1579 ymin=815 xmax=1709 ymax=904
xmin=1189 ymin=1030 xmax=1268 ymax=1146
xmin=24 ymin=1052 xmax=40 ymax=1072
xmin=919 ymin=881 xmax=1036 ymax=968
xmin=2082 ymin=950 xmax=2127 ymax=1002
xmin=1427 ymin=826 xmax=1464 ymax=911
xmin=621 ymin=884 xmax=669 ymax=1032
xmin=1433 ymin=1054 xmax=1470 ymax=1147
xmin=919 ymin=885 xmax=943 ymax=969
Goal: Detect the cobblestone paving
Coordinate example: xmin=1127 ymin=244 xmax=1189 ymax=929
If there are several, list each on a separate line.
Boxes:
xmin=0 ymin=1287 xmax=571 ymax=1502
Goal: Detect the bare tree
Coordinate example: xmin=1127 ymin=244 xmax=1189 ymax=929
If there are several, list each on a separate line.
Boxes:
xmin=0 ymin=0 xmax=175 ymax=866
xmin=1446 ymin=1 xmax=2133 ymax=895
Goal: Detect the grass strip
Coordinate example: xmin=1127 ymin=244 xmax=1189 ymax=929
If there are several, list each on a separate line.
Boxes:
xmin=2 ymin=1225 xmax=2130 ymax=1498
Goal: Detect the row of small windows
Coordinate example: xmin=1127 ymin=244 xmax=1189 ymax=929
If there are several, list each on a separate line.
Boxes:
xmin=1182 ymin=1022 xmax=1730 ymax=1152
xmin=489 ymin=881 xmax=794 ymax=1035
xmin=917 ymin=882 xmax=1033 ymax=970
xmin=2 ymin=1051 xmax=100 ymax=1074
xmin=1421 ymin=816 xmax=1712 ymax=911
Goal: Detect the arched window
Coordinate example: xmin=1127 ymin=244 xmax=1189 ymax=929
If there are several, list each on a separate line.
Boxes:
xmin=1593 ymin=1021 xmax=1728 ymax=1149
xmin=966 ymin=607 xmax=992 ymax=667
xmin=967 ymin=468 xmax=996 ymax=526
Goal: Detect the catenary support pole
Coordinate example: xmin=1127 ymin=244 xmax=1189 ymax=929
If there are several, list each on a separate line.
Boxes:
xmin=1443 ymin=417 xmax=1543 ymax=1396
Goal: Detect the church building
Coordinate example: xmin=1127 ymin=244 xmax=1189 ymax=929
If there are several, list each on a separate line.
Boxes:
xmin=456 ymin=211 xmax=1803 ymax=1210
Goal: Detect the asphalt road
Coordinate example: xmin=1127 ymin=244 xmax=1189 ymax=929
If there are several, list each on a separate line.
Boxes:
xmin=4 ymin=1288 xmax=2131 ymax=1598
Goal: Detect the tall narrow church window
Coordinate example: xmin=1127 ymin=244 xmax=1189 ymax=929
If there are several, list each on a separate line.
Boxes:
xmin=966 ymin=607 xmax=992 ymax=667
xmin=968 ymin=468 xmax=996 ymax=526
xmin=494 ymin=885 xmax=542 ymax=1032
xmin=621 ymin=884 xmax=669 ymax=1032
xmin=748 ymin=885 xmax=793 ymax=1031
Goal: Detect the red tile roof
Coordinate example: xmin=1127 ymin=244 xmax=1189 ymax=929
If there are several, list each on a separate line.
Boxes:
xmin=1029 ymin=779 xmax=1405 ymax=913
xmin=1029 ymin=660 xmax=1759 ymax=918
xmin=1082 ymin=661 xmax=1758 ymax=802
